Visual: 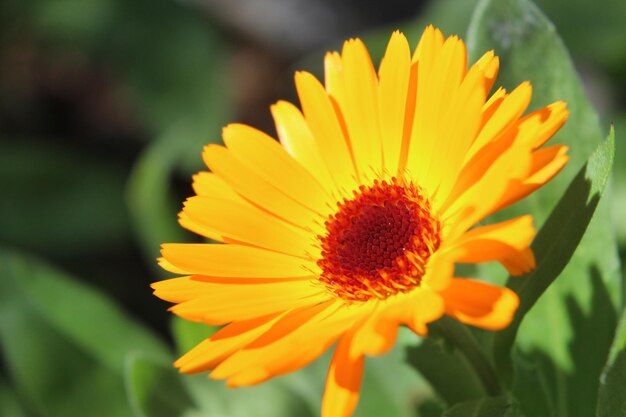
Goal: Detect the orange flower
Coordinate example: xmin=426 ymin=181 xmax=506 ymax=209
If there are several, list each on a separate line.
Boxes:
xmin=152 ymin=25 xmax=569 ymax=417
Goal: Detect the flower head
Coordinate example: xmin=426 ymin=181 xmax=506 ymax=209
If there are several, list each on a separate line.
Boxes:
xmin=152 ymin=25 xmax=569 ymax=417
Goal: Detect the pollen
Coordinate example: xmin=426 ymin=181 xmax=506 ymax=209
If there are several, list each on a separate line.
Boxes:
xmin=317 ymin=178 xmax=441 ymax=302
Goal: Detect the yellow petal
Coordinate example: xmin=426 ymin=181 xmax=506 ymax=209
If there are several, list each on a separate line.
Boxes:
xmin=322 ymin=331 xmax=364 ymax=417
xmin=349 ymin=302 xmax=398 ymax=357
xmin=161 ymin=243 xmax=316 ymax=277
xmin=179 ymin=196 xmax=317 ymax=258
xmin=412 ymin=25 xmax=445 ymax=64
xmin=154 ymin=277 xmax=327 ymax=325
xmin=222 ymin=123 xmax=333 ymax=217
xmin=497 ymin=145 xmax=570 ymax=211
xmin=441 ymin=142 xmax=533 ymax=238
xmin=203 ymin=144 xmax=323 ymax=231
xmin=466 ymin=81 xmax=533 ymax=161
xmin=211 ymin=301 xmax=356 ymax=386
xmin=447 ymin=215 xmax=536 ymax=275
xmin=335 ymin=38 xmax=383 ymax=179
xmin=407 ymin=33 xmax=467 ymax=191
xmin=174 ymin=314 xmax=282 ymax=373
xmin=191 ymin=172 xmax=244 ymax=202
xmin=324 ymin=51 xmax=344 ymax=99
xmin=295 ymin=71 xmax=358 ymax=193
xmin=425 ymin=51 xmax=487 ymax=201
xmin=440 ymin=278 xmax=520 ymax=330
xmin=480 ymin=86 xmax=507 ymax=128
xmin=402 ymin=288 xmax=446 ymax=335
xmin=518 ymin=101 xmax=569 ymax=149
xmin=157 ymin=257 xmax=190 ymax=275
xmin=349 ymin=288 xmax=445 ymax=355
xmin=421 ymin=245 xmax=455 ymax=291
xmin=472 ymin=50 xmax=500 ymax=97
xmin=271 ymin=100 xmax=336 ymax=194
xmin=378 ymin=31 xmax=411 ymax=176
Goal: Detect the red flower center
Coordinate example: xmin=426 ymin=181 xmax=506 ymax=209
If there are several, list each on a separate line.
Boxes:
xmin=317 ymin=178 xmax=441 ymax=302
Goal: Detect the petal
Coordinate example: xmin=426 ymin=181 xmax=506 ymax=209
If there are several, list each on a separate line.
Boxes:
xmin=378 ymin=31 xmax=411 ymax=176
xmin=407 ymin=33 xmax=468 ymax=191
xmin=426 ymin=49 xmax=499 ymax=203
xmin=211 ymin=301 xmax=362 ymax=386
xmin=174 ymin=314 xmax=281 ymax=373
xmin=421 ymin=249 xmax=455 ymax=291
xmin=479 ymin=86 xmax=507 ymax=129
xmin=322 ymin=331 xmax=364 ymax=417
xmin=271 ymin=100 xmax=336 ymax=194
xmin=441 ymin=143 xmax=533 ymax=238
xmin=295 ymin=71 xmax=358 ymax=193
xmin=412 ymin=25 xmax=445 ymax=64
xmin=466 ymin=81 xmax=532 ymax=161
xmin=179 ymin=195 xmax=318 ymax=258
xmin=440 ymin=278 xmax=520 ymax=330
xmin=402 ymin=288 xmax=446 ymax=335
xmin=518 ymin=101 xmax=569 ymax=149
xmin=447 ymin=215 xmax=536 ymax=275
xmin=161 ymin=243 xmax=317 ymax=277
xmin=335 ymin=38 xmax=383 ymax=178
xmin=405 ymin=45 xmax=499 ymax=202
xmin=191 ymin=172 xmax=244 ymax=202
xmin=349 ymin=301 xmax=398 ymax=357
xmin=222 ymin=123 xmax=333 ymax=217
xmin=203 ymin=145 xmax=323 ymax=231
xmin=153 ymin=276 xmax=328 ymax=325
xmin=324 ymin=51 xmax=344 ymax=98
xmin=350 ymin=288 xmax=445 ymax=356
xmin=491 ymin=144 xmax=570 ymax=215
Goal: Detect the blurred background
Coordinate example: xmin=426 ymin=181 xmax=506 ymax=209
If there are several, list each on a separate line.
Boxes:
xmin=1 ymin=0 xmax=625 ymax=415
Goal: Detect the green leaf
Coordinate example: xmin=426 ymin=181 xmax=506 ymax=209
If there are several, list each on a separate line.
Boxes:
xmin=430 ymin=317 xmax=502 ymax=396
xmin=509 ymin=354 xmax=554 ymax=417
xmin=356 ymin=345 xmax=431 ymax=417
xmin=443 ymin=396 xmax=523 ymax=417
xmin=493 ymin=128 xmax=615 ymax=380
xmin=467 ymin=2 xmax=621 ymax=416
xmin=126 ymin=133 xmax=194 ymax=270
xmin=597 ymin=351 xmax=626 ymax=417
xmin=0 ymin=248 xmax=168 ymax=417
xmin=407 ymin=336 xmax=485 ymax=406
xmin=597 ymin=308 xmax=626 ymax=417
xmin=532 ymin=0 xmax=626 ymax=68
xmin=178 ymin=373 xmax=316 ymax=417
xmin=0 ymin=376 xmax=29 ymax=417
xmin=509 ymin=267 xmax=617 ymax=417
xmin=125 ymin=353 xmax=194 ymax=417
xmin=0 ymin=140 xmax=131 ymax=258
xmin=466 ymin=0 xmax=621 ymax=281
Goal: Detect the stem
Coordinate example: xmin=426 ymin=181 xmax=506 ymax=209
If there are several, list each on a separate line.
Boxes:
xmin=434 ymin=316 xmax=502 ymax=396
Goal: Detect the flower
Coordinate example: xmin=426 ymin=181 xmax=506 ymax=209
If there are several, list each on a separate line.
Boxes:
xmin=152 ymin=25 xmax=569 ymax=417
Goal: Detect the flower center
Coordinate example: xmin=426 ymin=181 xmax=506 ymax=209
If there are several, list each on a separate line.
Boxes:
xmin=317 ymin=178 xmax=441 ymax=302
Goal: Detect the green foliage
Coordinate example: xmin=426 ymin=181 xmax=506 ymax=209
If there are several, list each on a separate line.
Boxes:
xmin=597 ymin=308 xmax=626 ymax=417
xmin=0 ymin=249 xmax=168 ymax=417
xmin=407 ymin=337 xmax=485 ymax=405
xmin=442 ymin=396 xmax=523 ymax=417
xmin=0 ymin=141 xmax=130 ymax=258
xmin=493 ymin=129 xmax=615 ymax=383
xmin=125 ymin=353 xmax=194 ymax=417
xmin=0 ymin=376 xmax=28 ymax=417
xmin=126 ymin=135 xmax=196 ymax=271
